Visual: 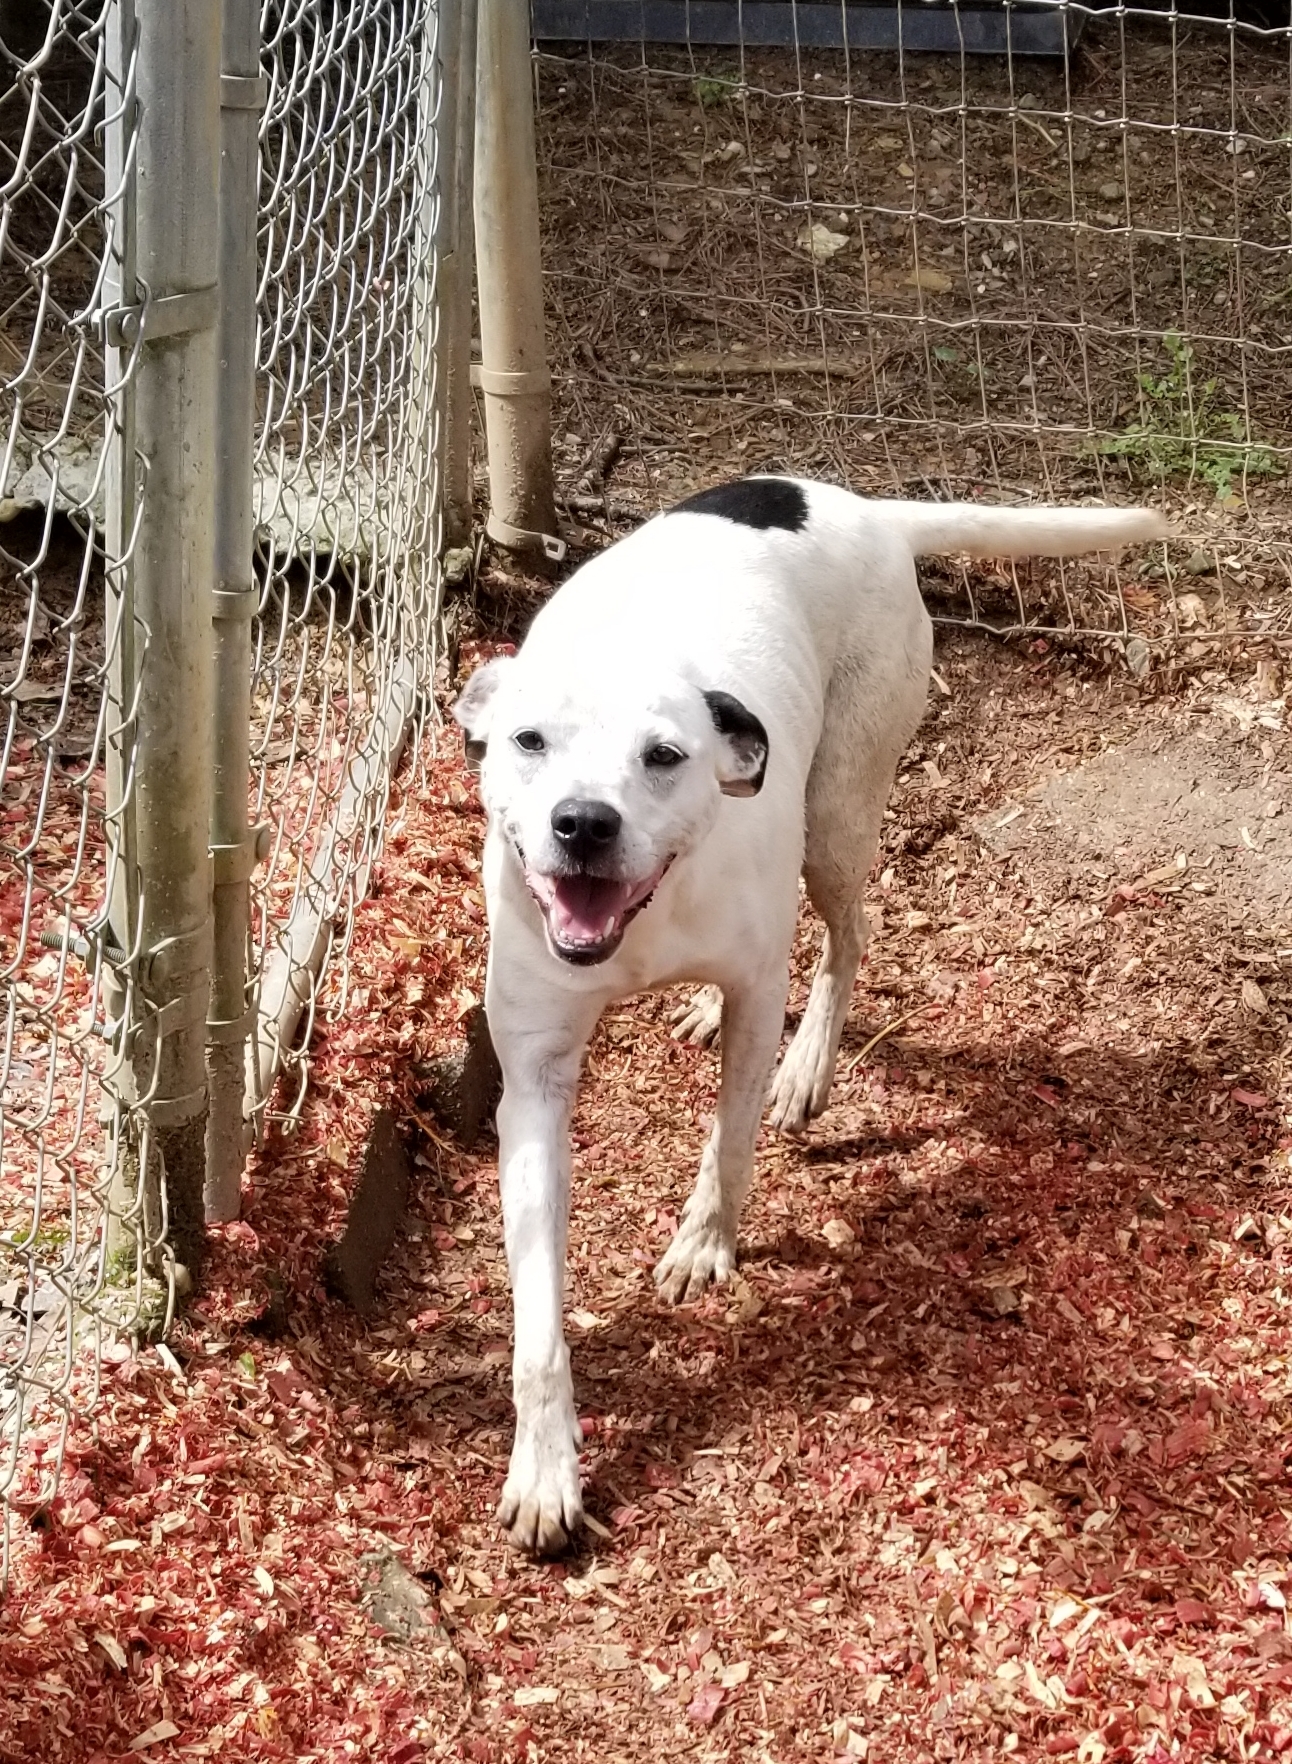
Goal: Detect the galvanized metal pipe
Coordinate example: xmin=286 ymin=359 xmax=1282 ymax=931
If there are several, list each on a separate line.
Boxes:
xmin=434 ymin=0 xmax=479 ymax=553
xmin=206 ymin=0 xmax=265 ymax=1222
xmin=106 ymin=0 xmax=221 ymax=1277
xmin=473 ymin=0 xmax=559 ymax=558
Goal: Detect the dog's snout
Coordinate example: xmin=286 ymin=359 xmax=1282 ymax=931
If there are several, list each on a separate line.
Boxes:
xmin=550 ymin=797 xmax=622 ymax=861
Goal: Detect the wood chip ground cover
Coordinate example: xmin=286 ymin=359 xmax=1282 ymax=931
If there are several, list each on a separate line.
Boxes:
xmin=2 ymin=629 xmax=1290 ymax=1764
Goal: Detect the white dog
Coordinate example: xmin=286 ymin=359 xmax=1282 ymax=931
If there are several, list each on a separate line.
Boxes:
xmin=453 ymin=477 xmax=1164 ymax=1553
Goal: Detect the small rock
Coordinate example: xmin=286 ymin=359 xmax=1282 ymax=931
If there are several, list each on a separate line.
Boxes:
xmin=988 ymin=1284 xmax=1020 ymax=1316
xmin=822 ymin=1218 xmax=856 ymax=1250
xmin=1098 ymin=180 xmax=1124 ymax=201
xmin=1124 ymin=635 xmax=1151 ymax=680
xmin=1184 ymin=547 xmax=1216 ymax=575
xmin=442 ymin=546 xmax=474 ymax=586
xmin=797 ymin=221 xmax=849 ymax=263
xmin=1175 ymin=591 xmax=1209 ymax=629
xmin=360 ymin=1551 xmax=442 ymax=1641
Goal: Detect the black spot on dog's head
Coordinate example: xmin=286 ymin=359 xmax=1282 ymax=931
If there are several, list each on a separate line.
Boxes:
xmin=670 ymin=476 xmax=808 ymax=533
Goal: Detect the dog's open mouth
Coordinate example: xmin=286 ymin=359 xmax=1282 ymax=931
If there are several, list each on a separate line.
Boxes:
xmin=523 ymin=861 xmax=669 ymax=964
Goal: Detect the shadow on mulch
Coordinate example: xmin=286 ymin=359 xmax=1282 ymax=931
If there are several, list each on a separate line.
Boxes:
xmin=307 ymin=1024 xmax=1283 ymax=1560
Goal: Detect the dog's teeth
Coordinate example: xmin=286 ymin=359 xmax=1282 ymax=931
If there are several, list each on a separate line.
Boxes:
xmin=603 ymin=917 xmax=616 ymax=938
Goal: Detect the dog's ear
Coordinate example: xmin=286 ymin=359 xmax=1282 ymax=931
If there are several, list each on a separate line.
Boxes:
xmin=703 ymin=689 xmax=769 ymax=798
xmin=452 ymin=657 xmax=514 ymax=771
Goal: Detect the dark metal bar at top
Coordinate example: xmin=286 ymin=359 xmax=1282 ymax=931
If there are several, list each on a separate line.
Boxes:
xmin=529 ymin=0 xmax=1087 ymax=56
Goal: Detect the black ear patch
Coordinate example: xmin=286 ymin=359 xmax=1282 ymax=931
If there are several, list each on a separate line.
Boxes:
xmin=704 ymin=689 xmax=769 ymax=798
xmin=671 ymin=477 xmax=808 ymax=533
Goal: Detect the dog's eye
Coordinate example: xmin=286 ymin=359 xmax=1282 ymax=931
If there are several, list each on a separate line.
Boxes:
xmin=644 ymin=743 xmax=686 ymax=769
xmin=512 ymin=729 xmax=545 ymax=755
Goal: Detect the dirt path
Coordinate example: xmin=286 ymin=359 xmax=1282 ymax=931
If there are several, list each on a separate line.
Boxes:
xmin=5 ymin=622 xmax=1289 ymax=1763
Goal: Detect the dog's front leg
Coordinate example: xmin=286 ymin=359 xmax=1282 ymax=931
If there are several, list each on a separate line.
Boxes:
xmin=655 ymin=972 xmax=788 ymax=1305
xmin=490 ymin=977 xmax=602 ymax=1554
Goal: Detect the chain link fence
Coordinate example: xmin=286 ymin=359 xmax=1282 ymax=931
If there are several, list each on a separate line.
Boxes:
xmin=0 ymin=0 xmax=447 ymax=1579
xmin=0 ymin=0 xmax=148 ymax=1582
xmin=534 ymin=4 xmax=1292 ymax=666
xmin=248 ymin=0 xmax=443 ymax=1126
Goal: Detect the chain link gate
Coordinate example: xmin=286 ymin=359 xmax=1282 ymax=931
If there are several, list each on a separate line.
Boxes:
xmin=0 ymin=0 xmax=449 ymax=1580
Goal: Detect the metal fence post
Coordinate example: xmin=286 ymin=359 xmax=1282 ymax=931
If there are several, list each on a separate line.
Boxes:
xmin=474 ymin=0 xmax=559 ymax=557
xmin=435 ymin=0 xmax=478 ymax=552
xmin=104 ymin=0 xmax=221 ymax=1277
xmin=206 ymin=0 xmax=265 ymax=1222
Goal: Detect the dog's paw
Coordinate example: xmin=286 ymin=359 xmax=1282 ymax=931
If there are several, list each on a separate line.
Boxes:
xmin=654 ymin=1210 xmax=737 ymax=1305
xmin=498 ymin=1415 xmax=585 ymax=1556
xmin=766 ymin=1044 xmax=833 ymax=1136
xmin=669 ymin=985 xmax=723 ymax=1048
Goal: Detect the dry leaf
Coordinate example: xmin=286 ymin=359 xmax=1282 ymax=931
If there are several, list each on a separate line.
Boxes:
xmin=640 ymin=1660 xmax=672 ymax=1693
xmin=687 ymin=1682 xmax=726 ymax=1726
xmin=129 ymin=1724 xmax=180 ymax=1752
xmin=1240 ymin=978 xmax=1267 ymax=1015
xmin=95 ymin=1631 xmax=129 ymax=1670
xmin=514 ymin=1686 xmax=560 ymax=1707
xmin=905 ymin=266 xmax=954 ymax=294
xmin=1043 ymin=1436 xmax=1086 ymax=1465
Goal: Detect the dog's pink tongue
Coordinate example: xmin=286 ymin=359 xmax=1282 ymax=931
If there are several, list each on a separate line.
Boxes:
xmin=550 ymin=876 xmax=631 ymax=944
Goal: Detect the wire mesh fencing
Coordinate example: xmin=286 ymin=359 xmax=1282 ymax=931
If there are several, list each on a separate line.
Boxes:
xmin=0 ymin=0 xmax=447 ymax=1581
xmin=0 ymin=0 xmax=161 ymax=1579
xmin=248 ymin=0 xmax=444 ymax=1126
xmin=534 ymin=4 xmax=1292 ymax=669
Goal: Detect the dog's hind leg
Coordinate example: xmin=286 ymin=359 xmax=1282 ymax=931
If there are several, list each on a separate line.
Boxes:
xmin=768 ymin=645 xmax=929 ymax=1136
xmin=655 ymin=970 xmax=788 ymax=1304
xmin=668 ymin=984 xmax=723 ymax=1047
xmin=766 ymin=842 xmax=876 ymax=1136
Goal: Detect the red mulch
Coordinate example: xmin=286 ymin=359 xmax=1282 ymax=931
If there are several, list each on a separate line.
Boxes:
xmin=1 ymin=631 xmax=1289 ymax=1764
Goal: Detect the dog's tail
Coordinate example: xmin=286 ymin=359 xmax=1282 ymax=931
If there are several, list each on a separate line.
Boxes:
xmin=885 ymin=501 xmax=1168 ymax=560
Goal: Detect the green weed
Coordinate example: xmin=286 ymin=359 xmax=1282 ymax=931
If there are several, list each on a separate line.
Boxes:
xmin=693 ymin=72 xmax=739 ymax=108
xmin=1097 ymin=331 xmax=1282 ymax=501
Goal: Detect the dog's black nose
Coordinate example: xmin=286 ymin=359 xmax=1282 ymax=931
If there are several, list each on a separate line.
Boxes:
xmin=551 ymin=798 xmax=621 ymax=861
